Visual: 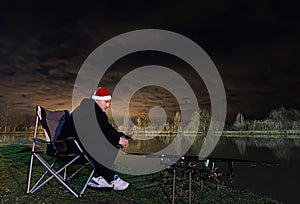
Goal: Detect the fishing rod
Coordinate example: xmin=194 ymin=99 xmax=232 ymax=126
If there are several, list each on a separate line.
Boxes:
xmin=124 ymin=152 xmax=286 ymax=204
xmin=123 ymin=152 xmax=234 ymax=204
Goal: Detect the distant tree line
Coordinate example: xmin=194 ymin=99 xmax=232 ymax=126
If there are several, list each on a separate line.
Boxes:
xmin=1 ymin=105 xmax=299 ymax=133
xmin=127 ymin=106 xmax=300 ymax=132
xmin=118 ymin=108 xmax=211 ymax=133
xmin=0 ymin=105 xmax=35 ymax=132
xmin=232 ymin=106 xmax=300 ymax=131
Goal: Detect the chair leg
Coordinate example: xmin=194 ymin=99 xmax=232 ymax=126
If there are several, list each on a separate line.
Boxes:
xmin=64 ymin=168 xmax=67 ymax=180
xmin=27 ymin=143 xmax=95 ymax=198
xmin=26 ymin=153 xmax=35 ymax=194
xmin=32 ymin=153 xmax=79 ymax=197
xmin=29 ymin=161 xmax=57 ymax=194
xmin=27 ymin=115 xmax=39 ymax=194
xmin=80 ymin=168 xmax=95 ymax=197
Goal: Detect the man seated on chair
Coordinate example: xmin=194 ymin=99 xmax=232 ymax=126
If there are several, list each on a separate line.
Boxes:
xmin=57 ymin=87 xmax=130 ymax=190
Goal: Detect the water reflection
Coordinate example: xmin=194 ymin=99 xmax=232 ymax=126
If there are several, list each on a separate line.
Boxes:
xmin=231 ymin=135 xmax=300 ymax=161
xmin=0 ymin=133 xmax=33 ymax=145
xmin=122 ymin=133 xmax=300 ymax=204
xmin=1 ymin=133 xmax=300 ymax=162
xmin=126 ymin=134 xmax=300 ymax=163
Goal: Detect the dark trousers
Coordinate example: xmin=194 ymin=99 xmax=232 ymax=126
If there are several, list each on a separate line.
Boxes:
xmin=92 ymin=160 xmax=115 ymax=182
xmin=62 ymin=140 xmax=117 ymax=182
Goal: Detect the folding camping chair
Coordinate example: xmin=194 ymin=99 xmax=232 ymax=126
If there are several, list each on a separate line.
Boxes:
xmin=27 ymin=106 xmax=95 ymax=198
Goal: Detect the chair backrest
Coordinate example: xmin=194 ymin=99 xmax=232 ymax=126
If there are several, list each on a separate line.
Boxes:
xmin=36 ymin=106 xmax=70 ymax=142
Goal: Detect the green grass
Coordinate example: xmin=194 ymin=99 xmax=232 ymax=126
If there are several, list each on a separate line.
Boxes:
xmin=0 ymin=144 xmax=281 ymax=204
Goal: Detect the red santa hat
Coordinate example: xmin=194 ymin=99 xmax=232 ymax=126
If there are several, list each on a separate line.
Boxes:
xmin=92 ymin=87 xmax=111 ymax=100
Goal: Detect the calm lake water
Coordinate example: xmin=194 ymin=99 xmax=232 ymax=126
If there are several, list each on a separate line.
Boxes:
xmin=1 ymin=133 xmax=299 ymax=203
xmin=210 ymin=135 xmax=300 ymax=204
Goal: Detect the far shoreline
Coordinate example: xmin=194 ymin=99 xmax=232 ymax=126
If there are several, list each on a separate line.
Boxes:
xmin=0 ymin=129 xmax=299 ymax=137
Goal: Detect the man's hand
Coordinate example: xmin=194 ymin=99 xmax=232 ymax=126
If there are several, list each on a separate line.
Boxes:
xmin=119 ymin=137 xmax=129 ymax=148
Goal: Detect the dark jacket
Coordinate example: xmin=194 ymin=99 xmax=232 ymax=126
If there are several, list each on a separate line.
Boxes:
xmin=57 ymin=98 xmax=126 ymax=152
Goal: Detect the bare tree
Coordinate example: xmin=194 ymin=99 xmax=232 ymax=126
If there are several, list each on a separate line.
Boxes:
xmin=0 ymin=103 xmax=34 ymax=132
xmin=7 ymin=112 xmax=24 ymax=131
xmin=0 ymin=104 xmax=11 ymax=132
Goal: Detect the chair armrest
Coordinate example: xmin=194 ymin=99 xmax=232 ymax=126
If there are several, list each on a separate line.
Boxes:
xmin=53 ymin=137 xmax=76 ymax=144
xmin=33 ymin=137 xmax=76 ymax=144
xmin=33 ymin=138 xmax=49 ymax=143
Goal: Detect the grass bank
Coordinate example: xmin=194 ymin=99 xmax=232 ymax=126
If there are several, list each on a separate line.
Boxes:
xmin=0 ymin=144 xmax=281 ymax=204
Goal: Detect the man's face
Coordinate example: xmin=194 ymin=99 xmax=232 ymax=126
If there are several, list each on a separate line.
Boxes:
xmin=95 ymin=100 xmax=111 ymax=112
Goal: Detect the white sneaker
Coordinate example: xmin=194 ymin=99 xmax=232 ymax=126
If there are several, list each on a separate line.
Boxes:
xmin=111 ymin=176 xmax=129 ymax=190
xmin=88 ymin=176 xmax=113 ymax=189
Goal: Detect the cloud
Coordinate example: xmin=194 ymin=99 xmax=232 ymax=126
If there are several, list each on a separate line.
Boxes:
xmin=0 ymin=0 xmax=299 ymax=123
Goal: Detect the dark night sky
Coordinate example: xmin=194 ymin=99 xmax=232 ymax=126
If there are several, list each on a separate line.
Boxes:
xmin=1 ymin=0 xmax=300 ymax=123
